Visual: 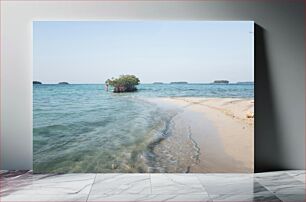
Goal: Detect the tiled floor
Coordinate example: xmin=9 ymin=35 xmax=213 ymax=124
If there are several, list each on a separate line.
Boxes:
xmin=0 ymin=170 xmax=305 ymax=201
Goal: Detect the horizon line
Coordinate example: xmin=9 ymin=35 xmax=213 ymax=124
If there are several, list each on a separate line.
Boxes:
xmin=33 ymin=82 xmax=255 ymax=84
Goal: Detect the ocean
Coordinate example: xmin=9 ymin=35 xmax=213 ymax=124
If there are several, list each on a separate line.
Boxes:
xmin=33 ymin=83 xmax=254 ymax=173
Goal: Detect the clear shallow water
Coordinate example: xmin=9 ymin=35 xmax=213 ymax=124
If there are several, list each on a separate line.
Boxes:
xmin=33 ymin=84 xmax=253 ymax=173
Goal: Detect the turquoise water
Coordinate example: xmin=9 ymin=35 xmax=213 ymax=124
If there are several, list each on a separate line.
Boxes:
xmin=33 ymin=84 xmax=253 ymax=173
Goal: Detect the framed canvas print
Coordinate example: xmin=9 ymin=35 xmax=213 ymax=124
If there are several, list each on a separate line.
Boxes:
xmin=33 ymin=21 xmax=254 ymax=173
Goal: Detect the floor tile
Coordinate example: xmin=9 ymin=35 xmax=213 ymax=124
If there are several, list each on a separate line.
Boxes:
xmin=255 ymin=171 xmax=296 ymax=180
xmin=210 ymin=194 xmax=282 ymax=202
xmin=1 ymin=170 xmax=306 ymax=202
xmin=150 ymin=174 xmax=207 ymax=195
xmin=1 ymin=173 xmax=50 ymax=196
xmin=1 ymin=173 xmax=95 ymax=195
xmin=88 ymin=194 xmax=211 ymax=201
xmin=256 ymin=173 xmax=305 ymax=195
xmin=286 ymin=170 xmax=306 ymax=183
xmin=0 ymin=194 xmax=88 ymax=202
xmin=197 ymin=174 xmax=269 ymax=195
xmin=90 ymin=174 xmax=151 ymax=195
xmin=143 ymin=194 xmax=211 ymax=202
xmin=0 ymin=170 xmax=30 ymax=178
xmin=275 ymin=194 xmax=306 ymax=202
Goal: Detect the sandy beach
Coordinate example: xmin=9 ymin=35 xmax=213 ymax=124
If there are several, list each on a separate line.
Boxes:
xmin=149 ymin=97 xmax=254 ymax=173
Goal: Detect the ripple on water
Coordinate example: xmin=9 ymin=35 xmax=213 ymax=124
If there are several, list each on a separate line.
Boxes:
xmin=33 ymin=84 xmax=253 ymax=173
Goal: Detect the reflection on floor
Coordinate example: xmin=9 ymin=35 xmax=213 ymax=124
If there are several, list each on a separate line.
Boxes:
xmin=0 ymin=170 xmax=305 ymax=201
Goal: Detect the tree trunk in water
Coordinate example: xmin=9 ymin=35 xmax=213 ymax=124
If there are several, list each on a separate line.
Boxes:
xmin=113 ymin=85 xmax=137 ymax=93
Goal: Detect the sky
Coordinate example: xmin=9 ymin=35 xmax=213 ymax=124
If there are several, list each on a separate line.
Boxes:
xmin=33 ymin=21 xmax=254 ymax=84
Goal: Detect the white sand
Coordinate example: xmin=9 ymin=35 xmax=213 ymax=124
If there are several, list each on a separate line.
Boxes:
xmin=152 ymin=97 xmax=254 ymax=173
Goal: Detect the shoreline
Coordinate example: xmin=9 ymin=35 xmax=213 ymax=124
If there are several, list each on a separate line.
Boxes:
xmin=148 ymin=97 xmax=254 ymax=173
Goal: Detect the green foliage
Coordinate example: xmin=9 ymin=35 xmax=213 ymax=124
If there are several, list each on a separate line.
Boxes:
xmin=106 ymin=75 xmax=140 ymax=92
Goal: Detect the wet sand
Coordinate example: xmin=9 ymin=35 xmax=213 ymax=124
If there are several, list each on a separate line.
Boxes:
xmin=149 ymin=97 xmax=254 ymax=173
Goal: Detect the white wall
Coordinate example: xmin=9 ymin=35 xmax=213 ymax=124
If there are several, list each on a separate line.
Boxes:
xmin=1 ymin=0 xmax=304 ymax=171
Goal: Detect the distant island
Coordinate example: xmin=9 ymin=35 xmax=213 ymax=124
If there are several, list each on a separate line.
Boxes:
xmin=33 ymin=81 xmax=42 ymax=84
xmin=106 ymin=75 xmax=140 ymax=93
xmin=58 ymin=82 xmax=69 ymax=85
xmin=213 ymin=80 xmax=229 ymax=84
xmin=170 ymin=82 xmax=188 ymax=84
xmin=153 ymin=82 xmax=164 ymax=84
xmin=237 ymin=81 xmax=254 ymax=85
